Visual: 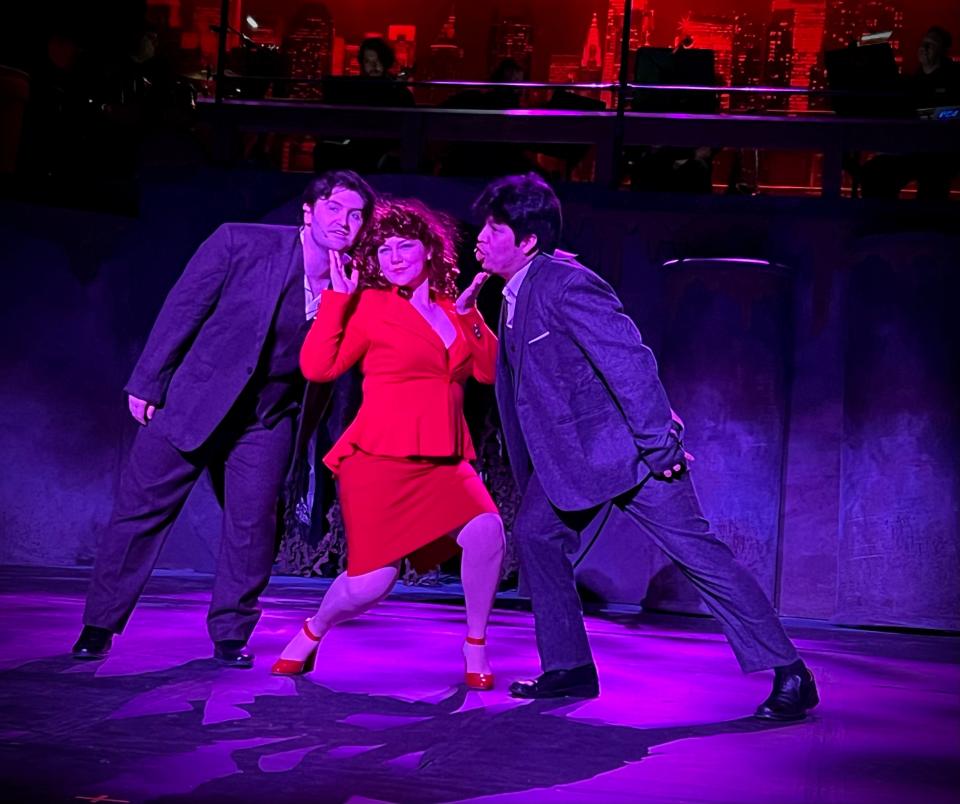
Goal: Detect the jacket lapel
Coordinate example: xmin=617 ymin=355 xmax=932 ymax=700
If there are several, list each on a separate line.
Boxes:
xmin=385 ymin=291 xmax=447 ymax=356
xmin=512 ymin=254 xmax=547 ymax=394
xmin=258 ymin=231 xmax=301 ymax=340
xmin=496 ymin=296 xmax=511 ymax=388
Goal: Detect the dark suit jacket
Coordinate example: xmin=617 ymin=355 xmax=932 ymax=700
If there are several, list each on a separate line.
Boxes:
xmin=495 ymin=251 xmax=684 ymax=512
xmin=126 ymin=223 xmax=307 ymax=452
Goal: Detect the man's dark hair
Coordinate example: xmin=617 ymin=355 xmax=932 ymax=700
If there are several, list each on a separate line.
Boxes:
xmin=926 ymin=26 xmax=953 ymax=51
xmin=472 ymin=173 xmax=562 ymax=254
xmin=299 ymin=170 xmax=376 ymax=224
xmin=358 ymin=37 xmax=396 ymax=72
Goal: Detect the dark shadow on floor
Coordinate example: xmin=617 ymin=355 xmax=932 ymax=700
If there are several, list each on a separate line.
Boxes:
xmin=0 ymin=655 xmax=802 ymax=804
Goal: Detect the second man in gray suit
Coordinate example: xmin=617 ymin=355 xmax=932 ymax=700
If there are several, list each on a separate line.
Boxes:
xmin=473 ymin=173 xmax=819 ymax=721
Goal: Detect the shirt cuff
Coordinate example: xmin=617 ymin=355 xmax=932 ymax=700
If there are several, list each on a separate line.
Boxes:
xmin=640 ymin=438 xmax=686 ymax=475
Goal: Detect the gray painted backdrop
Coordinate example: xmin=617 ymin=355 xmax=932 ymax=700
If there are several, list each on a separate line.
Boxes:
xmin=1 ymin=171 xmax=957 ymax=629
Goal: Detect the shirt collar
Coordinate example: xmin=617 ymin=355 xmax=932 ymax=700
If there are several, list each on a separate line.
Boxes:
xmin=502 ymin=258 xmax=535 ymax=304
xmin=304 ymin=272 xmax=330 ymax=293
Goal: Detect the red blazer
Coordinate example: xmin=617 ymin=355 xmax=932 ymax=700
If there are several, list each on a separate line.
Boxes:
xmin=300 ymin=288 xmax=498 ymax=472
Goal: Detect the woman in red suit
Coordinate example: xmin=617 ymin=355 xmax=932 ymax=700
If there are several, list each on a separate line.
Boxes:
xmin=272 ymin=198 xmax=504 ymax=690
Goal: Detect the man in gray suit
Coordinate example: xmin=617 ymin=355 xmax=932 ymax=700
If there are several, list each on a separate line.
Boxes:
xmin=473 ymin=174 xmax=819 ymax=721
xmin=71 ymin=170 xmax=375 ymax=668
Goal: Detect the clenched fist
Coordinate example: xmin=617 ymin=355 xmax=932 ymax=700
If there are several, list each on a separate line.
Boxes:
xmin=128 ymin=394 xmax=156 ymax=426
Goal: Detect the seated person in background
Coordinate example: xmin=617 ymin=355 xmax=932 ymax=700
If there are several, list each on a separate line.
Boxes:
xmin=440 ymin=58 xmax=524 ymax=111
xmin=861 ymin=26 xmax=960 ymax=201
xmin=353 ymin=36 xmax=416 ymax=107
xmin=437 ymin=58 xmax=536 ymax=178
xmin=314 ymin=38 xmax=414 ymax=174
xmin=910 ymin=25 xmax=960 ymax=109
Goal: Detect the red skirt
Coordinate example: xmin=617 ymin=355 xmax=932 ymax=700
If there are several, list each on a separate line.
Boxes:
xmin=337 ymin=450 xmax=498 ymax=576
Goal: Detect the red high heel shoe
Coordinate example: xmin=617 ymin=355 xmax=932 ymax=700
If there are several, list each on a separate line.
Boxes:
xmin=464 ymin=635 xmax=494 ymax=691
xmin=271 ymin=619 xmax=322 ymax=676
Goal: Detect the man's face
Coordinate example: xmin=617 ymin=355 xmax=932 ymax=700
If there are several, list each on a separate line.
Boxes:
xmin=303 ymin=188 xmax=367 ymax=252
xmin=475 ymin=216 xmax=536 ymax=278
xmin=361 ymin=50 xmax=385 ymax=77
xmin=919 ymin=35 xmax=946 ymax=72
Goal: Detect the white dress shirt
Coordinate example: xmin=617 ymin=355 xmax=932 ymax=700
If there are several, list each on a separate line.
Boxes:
xmin=304 ymin=273 xmax=329 ymax=320
xmin=501 ymin=260 xmax=534 ymax=329
xmin=300 ymin=228 xmax=331 ymax=320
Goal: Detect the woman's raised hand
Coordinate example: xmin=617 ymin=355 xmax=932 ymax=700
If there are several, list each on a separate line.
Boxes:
xmin=455 ymin=271 xmax=490 ymax=315
xmin=329 ymin=250 xmax=359 ymax=294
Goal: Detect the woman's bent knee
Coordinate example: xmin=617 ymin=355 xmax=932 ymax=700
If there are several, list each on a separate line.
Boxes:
xmin=458 ymin=513 xmax=505 ymax=556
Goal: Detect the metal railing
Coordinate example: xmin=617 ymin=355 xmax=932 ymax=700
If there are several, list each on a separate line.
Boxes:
xmin=199 ymin=98 xmax=960 ymax=197
xmin=204 ymin=1 xmax=960 ymax=197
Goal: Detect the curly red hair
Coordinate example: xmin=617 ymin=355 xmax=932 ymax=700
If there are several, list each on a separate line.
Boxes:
xmin=354 ymin=198 xmax=461 ymax=299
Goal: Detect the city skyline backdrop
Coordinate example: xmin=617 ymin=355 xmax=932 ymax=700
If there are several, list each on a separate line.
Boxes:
xmin=148 ymin=0 xmax=958 ymax=109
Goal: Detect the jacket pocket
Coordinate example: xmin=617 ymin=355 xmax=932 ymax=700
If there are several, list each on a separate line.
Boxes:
xmin=556 ymin=406 xmax=613 ymax=427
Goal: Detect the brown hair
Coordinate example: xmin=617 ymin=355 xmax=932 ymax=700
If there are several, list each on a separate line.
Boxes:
xmin=354 ymin=198 xmax=460 ymax=299
xmin=298 ymin=169 xmax=376 ymax=225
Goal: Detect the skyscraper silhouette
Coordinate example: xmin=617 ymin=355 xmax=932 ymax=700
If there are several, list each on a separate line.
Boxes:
xmin=765 ymin=8 xmax=795 ymax=110
xmin=580 ymin=12 xmax=603 ymax=82
xmin=732 ymin=13 xmax=767 ymax=110
xmin=429 ymin=9 xmax=463 ymax=81
xmin=489 ymin=17 xmax=534 ymax=79
xmin=388 ymin=24 xmax=417 ymax=73
xmin=771 ymin=0 xmax=827 ymax=111
xmin=601 ymin=0 xmax=654 ymax=84
xmin=284 ymin=3 xmax=334 ymax=100
xmin=679 ymin=14 xmax=735 ymax=87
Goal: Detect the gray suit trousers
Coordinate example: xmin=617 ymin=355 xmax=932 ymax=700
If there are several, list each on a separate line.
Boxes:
xmin=83 ymin=411 xmax=293 ymax=643
xmin=515 ymin=470 xmax=799 ymax=674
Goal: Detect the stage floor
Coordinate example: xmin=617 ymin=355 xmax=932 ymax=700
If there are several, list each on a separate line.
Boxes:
xmin=0 ymin=567 xmax=957 ymax=804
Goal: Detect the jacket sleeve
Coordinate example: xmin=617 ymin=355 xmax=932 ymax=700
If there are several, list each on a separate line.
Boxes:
xmin=300 ymin=290 xmax=369 ymax=382
xmin=124 ymin=224 xmax=233 ymax=406
xmin=554 ymin=268 xmax=684 ymax=475
xmin=459 ymin=307 xmax=498 ymax=385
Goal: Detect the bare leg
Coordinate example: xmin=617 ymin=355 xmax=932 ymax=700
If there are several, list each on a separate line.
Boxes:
xmin=277 ymin=562 xmax=400 ymax=661
xmin=456 ymin=512 xmax=505 ymax=675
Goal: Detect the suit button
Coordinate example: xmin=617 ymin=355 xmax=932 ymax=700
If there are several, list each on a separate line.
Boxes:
xmin=246 ymin=366 xmax=253 ymax=375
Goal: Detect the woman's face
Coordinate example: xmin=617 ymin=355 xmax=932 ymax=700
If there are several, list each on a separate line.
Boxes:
xmin=377 ymin=236 xmax=430 ymax=289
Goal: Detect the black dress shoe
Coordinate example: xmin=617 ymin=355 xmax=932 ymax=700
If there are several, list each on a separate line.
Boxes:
xmin=213 ymin=640 xmax=254 ymax=669
xmin=72 ymin=626 xmax=113 ymax=660
xmin=509 ymin=664 xmax=600 ymax=699
xmin=755 ymin=664 xmax=820 ymax=721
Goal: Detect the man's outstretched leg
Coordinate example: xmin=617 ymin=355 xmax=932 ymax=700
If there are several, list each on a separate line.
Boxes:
xmin=619 ymin=472 xmax=819 ymax=721
xmin=75 ymin=423 xmax=204 ymax=659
